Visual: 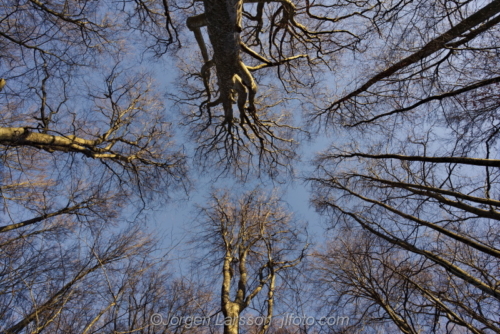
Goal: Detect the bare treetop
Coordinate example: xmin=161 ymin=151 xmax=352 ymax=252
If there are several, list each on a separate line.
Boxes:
xmin=194 ymin=188 xmax=308 ymax=334
xmin=179 ymin=0 xmax=377 ymax=179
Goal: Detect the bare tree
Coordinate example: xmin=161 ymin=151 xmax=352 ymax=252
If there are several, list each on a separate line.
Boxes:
xmin=1 ymin=220 xmax=149 ymax=334
xmin=7 ymin=0 xmax=500 ymax=332
xmin=0 ymin=0 xmax=189 ymax=225
xmin=194 ymin=188 xmax=308 ymax=334
xmin=177 ymin=0 xmax=385 ymax=179
xmin=0 ymin=215 xmax=217 ymax=334
xmin=308 ymin=0 xmax=500 ymax=332
xmin=314 ymin=229 xmax=491 ymax=334
xmin=0 ymin=1 xmax=191 ymax=332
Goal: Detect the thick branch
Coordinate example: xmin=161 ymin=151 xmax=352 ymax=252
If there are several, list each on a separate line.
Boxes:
xmin=0 ymin=127 xmax=168 ymax=166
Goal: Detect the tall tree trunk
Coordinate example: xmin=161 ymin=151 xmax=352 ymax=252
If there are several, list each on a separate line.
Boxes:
xmin=223 ymin=301 xmax=241 ymax=334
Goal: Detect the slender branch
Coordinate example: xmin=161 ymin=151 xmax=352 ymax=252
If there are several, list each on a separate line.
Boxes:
xmin=324 ymin=0 xmax=500 ymax=112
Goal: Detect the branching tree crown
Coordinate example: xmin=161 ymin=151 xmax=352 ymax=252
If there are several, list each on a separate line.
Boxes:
xmin=309 ymin=0 xmax=500 ymax=332
xmin=194 ymin=188 xmax=308 ymax=334
xmin=178 ymin=0 xmax=373 ymax=179
xmin=0 ymin=1 xmax=190 ymax=332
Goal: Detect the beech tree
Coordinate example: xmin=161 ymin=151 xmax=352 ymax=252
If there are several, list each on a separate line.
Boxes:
xmin=314 ymin=230 xmax=480 ymax=333
xmin=176 ymin=0 xmax=379 ymax=179
xmin=194 ymin=188 xmax=308 ymax=334
xmin=0 ymin=0 xmax=188 ymax=239
xmin=1 ymin=219 xmax=214 ymax=334
xmin=3 ymin=0 xmax=500 ymax=332
xmin=309 ymin=0 xmax=500 ymax=332
xmin=0 ymin=1 xmax=188 ymax=332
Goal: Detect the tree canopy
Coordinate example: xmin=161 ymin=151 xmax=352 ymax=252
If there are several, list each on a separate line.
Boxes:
xmin=1 ymin=0 xmax=500 ymax=333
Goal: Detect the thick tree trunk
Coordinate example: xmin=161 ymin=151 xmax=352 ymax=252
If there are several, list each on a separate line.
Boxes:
xmin=221 ymin=251 xmax=242 ymax=334
xmin=202 ymin=0 xmax=257 ymax=123
xmin=223 ymin=301 xmax=241 ymax=334
xmin=203 ymin=0 xmax=241 ymax=121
